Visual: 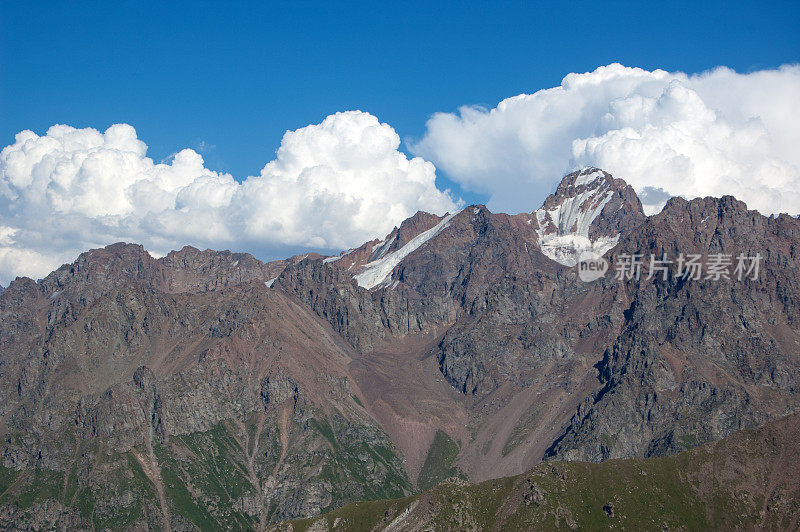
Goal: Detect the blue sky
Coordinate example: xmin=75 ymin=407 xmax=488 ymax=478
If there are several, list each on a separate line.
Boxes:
xmin=2 ymin=1 xmax=798 ymax=205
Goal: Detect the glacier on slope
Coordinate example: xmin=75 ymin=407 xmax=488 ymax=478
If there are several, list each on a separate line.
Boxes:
xmin=354 ymin=211 xmax=460 ymax=289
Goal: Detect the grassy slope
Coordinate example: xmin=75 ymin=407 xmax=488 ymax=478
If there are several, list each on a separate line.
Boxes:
xmin=279 ymin=413 xmax=800 ymax=531
xmin=416 ymin=430 xmax=463 ymax=491
xmin=0 ymin=414 xmax=411 ymax=530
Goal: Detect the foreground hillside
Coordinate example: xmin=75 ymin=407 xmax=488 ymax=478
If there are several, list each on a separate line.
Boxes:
xmin=280 ymin=413 xmax=800 ymax=531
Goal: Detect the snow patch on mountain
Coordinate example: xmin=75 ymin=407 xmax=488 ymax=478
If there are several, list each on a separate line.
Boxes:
xmin=535 ymin=169 xmax=619 ymax=266
xmin=573 ymin=168 xmax=605 ymax=188
xmin=354 ymin=211 xmax=460 ymax=289
xmin=369 ymin=235 xmax=396 ymax=262
xmin=537 ymin=232 xmax=619 ymax=267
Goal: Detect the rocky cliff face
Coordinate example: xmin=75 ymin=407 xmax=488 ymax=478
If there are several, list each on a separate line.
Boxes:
xmin=276 ymin=168 xmax=800 ymax=482
xmin=0 ymin=246 xmax=410 ymax=529
xmin=1 ymin=167 xmax=799 ymax=529
xmin=545 ymin=195 xmax=800 ymax=461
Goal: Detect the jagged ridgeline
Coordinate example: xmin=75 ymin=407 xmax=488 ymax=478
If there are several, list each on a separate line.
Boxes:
xmin=1 ymin=168 xmax=799 ymax=529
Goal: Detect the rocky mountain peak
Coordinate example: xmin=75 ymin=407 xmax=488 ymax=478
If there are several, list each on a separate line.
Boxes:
xmin=533 ymin=167 xmax=646 ymax=266
xmin=322 ymin=210 xmax=451 ymax=289
xmin=159 ymin=245 xmax=279 ymax=293
xmin=39 ymin=242 xmax=157 ymax=295
xmin=394 ymin=211 xmax=444 ymax=249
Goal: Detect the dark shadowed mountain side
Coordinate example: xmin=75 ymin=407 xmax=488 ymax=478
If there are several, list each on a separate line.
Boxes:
xmin=278 ymin=412 xmax=800 ymax=531
xmin=545 ymin=195 xmax=800 ymax=462
xmin=0 ymin=168 xmax=798 ymax=529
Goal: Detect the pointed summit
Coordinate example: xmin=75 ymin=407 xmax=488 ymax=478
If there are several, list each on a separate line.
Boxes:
xmin=533 ymin=167 xmax=646 ymax=266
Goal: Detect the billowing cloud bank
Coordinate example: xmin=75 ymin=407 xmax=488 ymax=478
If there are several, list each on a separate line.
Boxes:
xmin=0 ymin=112 xmax=459 ymax=284
xmin=411 ymin=63 xmax=800 ymax=216
xmin=3 ymin=64 xmax=798 ymax=284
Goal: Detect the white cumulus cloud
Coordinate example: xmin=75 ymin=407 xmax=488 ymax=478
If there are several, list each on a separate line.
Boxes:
xmin=410 ymin=63 xmax=800 ymax=216
xmin=0 ymin=111 xmax=459 ymax=284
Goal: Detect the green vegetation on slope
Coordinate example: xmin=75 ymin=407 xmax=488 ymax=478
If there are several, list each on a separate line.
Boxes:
xmin=417 ymin=429 xmax=464 ymax=490
xmin=11 ymin=468 xmax=63 ymax=510
xmin=289 ymin=497 xmax=419 ymax=532
xmin=280 ymin=414 xmax=800 ymax=531
xmin=156 ymin=423 xmax=257 ymax=530
xmin=311 ymin=417 xmax=413 ymax=512
xmin=0 ymin=443 xmax=160 ymax=530
xmin=0 ymin=412 xmax=413 ymax=530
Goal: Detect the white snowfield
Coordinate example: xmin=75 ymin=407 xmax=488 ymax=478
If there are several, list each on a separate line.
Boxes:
xmin=534 ymin=174 xmax=619 ymax=267
xmin=573 ymin=168 xmax=606 ymax=188
xmin=354 ymin=211 xmax=460 ymax=289
xmin=536 ymin=232 xmax=620 ymax=267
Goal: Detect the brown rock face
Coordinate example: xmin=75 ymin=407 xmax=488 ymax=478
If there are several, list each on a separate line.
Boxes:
xmin=546 ymin=194 xmax=800 ymax=461
xmin=0 ymin=245 xmax=410 ymax=528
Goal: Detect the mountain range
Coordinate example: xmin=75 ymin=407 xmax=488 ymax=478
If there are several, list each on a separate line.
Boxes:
xmin=1 ymin=168 xmax=798 ymax=530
